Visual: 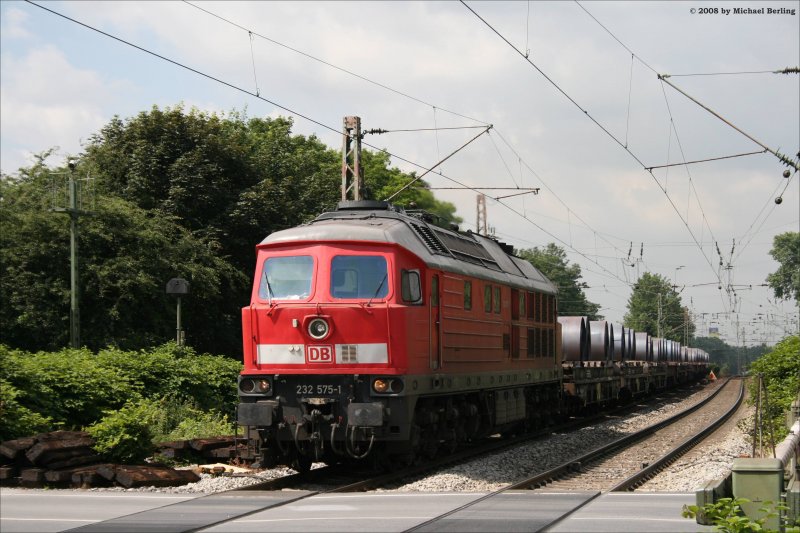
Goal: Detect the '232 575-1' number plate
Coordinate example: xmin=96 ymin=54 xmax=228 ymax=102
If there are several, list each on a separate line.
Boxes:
xmin=296 ymin=384 xmax=342 ymax=396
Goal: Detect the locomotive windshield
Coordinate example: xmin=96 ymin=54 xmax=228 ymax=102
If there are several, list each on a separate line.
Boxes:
xmin=259 ymin=256 xmax=313 ymax=300
xmin=331 ymin=255 xmax=388 ymax=299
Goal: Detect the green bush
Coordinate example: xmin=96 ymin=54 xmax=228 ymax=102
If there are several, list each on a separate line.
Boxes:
xmin=1 ymin=345 xmax=135 ymax=429
xmin=158 ymin=404 xmax=235 ymax=442
xmin=0 ymin=378 xmax=52 ymax=440
xmin=748 ymin=335 xmax=800 ymax=441
xmin=87 ymin=396 xmax=236 ymax=463
xmin=0 ymin=343 xmax=242 ymax=443
xmin=87 ymin=397 xmax=161 ymax=463
xmin=95 ymin=342 xmax=241 ymax=414
xmin=682 ymin=497 xmax=798 ymax=533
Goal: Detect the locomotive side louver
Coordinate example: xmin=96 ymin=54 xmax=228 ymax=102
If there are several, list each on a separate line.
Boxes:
xmin=410 ymin=222 xmax=450 ymax=255
xmin=432 ymin=227 xmax=502 ymax=271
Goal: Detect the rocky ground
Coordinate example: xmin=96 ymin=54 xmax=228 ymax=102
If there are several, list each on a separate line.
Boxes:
xmin=111 ymin=381 xmax=753 ymax=495
xmin=14 ymin=381 xmax=753 ymax=495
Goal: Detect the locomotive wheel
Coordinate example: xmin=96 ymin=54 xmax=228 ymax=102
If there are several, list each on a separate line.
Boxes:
xmin=292 ymin=455 xmax=313 ymax=473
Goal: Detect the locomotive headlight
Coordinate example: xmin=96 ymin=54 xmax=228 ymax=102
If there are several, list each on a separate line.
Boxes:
xmin=307 ymin=318 xmax=330 ymax=340
xmin=239 ymin=377 xmax=271 ymax=395
xmin=373 ymin=378 xmax=389 ymax=393
xmin=372 ymin=378 xmax=404 ymax=394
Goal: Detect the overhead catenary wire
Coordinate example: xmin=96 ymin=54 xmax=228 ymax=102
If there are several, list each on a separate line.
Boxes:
xmin=657 ymin=75 xmax=799 ymax=172
xmin=182 ymin=0 xmax=490 ymax=127
xmin=579 ymin=3 xmax=769 ymax=315
xmin=383 ymin=126 xmax=493 ymax=202
xmin=665 ymin=67 xmax=799 ymax=77
xmin=657 ymin=83 xmax=723 ymax=267
xmin=645 ymin=149 xmax=768 ymax=171
xmin=30 ymin=0 xmax=782 ymax=338
xmin=574 ymin=0 xmax=797 ymax=313
xmin=461 ymin=0 xmax=730 ymax=312
xmin=734 ymin=172 xmax=798 ymax=263
xmin=24 ymin=0 xmax=519 ymax=227
xmin=183 ymin=0 xmax=647 ymax=281
xmin=183 ymin=0 xmax=641 ymax=273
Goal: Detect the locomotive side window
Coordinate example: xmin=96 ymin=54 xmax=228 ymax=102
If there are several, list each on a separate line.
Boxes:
xmin=260 ymin=256 xmax=313 ymax=300
xmin=464 ymin=280 xmax=472 ymax=310
xmin=401 ymin=269 xmax=422 ymax=304
xmin=431 ymin=275 xmax=439 ymax=306
xmin=527 ymin=328 xmax=536 ymax=357
xmin=511 ymin=289 xmax=519 ymax=320
xmin=331 ymin=256 xmax=388 ymax=299
xmin=484 ymin=285 xmax=492 ymax=312
xmin=519 ymin=291 xmax=526 ymax=319
xmin=493 ymin=287 xmax=501 ymax=314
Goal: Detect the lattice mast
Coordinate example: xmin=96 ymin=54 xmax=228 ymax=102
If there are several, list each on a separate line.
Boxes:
xmin=341 ymin=116 xmax=364 ymax=201
xmin=476 ymin=193 xmax=488 ymax=235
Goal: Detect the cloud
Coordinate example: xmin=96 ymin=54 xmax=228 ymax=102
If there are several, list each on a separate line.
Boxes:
xmin=1 ymin=7 xmax=33 ymax=40
xmin=0 ymin=45 xmax=131 ymax=172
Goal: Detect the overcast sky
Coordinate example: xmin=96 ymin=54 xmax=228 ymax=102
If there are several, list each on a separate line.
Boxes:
xmin=2 ymin=0 xmax=798 ymax=347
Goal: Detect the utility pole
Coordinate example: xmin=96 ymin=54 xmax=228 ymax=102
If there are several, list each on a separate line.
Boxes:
xmin=52 ymin=159 xmax=91 ymax=348
xmin=341 ymin=116 xmax=364 ymax=201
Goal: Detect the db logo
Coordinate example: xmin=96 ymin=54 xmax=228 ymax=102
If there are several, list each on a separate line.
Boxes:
xmin=306 ymin=345 xmax=333 ymax=363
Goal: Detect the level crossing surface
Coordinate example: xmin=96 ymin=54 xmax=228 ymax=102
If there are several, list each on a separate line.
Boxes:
xmin=0 ymin=488 xmax=715 ymax=532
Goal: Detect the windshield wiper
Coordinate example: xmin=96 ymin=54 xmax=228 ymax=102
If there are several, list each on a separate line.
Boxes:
xmin=366 ymin=273 xmax=388 ymax=307
xmin=263 ymin=271 xmax=275 ymax=306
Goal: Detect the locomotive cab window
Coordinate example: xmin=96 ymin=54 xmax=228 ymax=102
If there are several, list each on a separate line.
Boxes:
xmin=401 ymin=269 xmax=422 ymax=304
xmin=260 ymin=256 xmax=314 ymax=300
xmin=331 ymin=256 xmax=389 ymax=299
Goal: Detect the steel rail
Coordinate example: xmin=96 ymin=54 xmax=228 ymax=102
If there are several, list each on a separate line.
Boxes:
xmin=610 ymin=377 xmax=745 ymax=491
xmin=404 ymin=380 xmax=732 ymax=532
xmin=237 ymin=383 xmax=713 ymax=494
xmin=507 ymin=378 xmax=733 ymax=490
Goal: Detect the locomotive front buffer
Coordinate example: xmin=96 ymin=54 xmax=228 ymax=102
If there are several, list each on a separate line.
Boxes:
xmin=238 ymin=374 xmax=389 ymax=467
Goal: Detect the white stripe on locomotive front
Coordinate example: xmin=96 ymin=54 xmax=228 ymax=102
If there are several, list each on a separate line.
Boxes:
xmin=256 ymin=343 xmax=388 ymax=364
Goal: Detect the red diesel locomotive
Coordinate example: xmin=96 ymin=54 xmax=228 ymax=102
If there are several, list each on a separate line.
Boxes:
xmin=236 ymin=200 xmax=710 ymax=470
xmin=237 ymin=200 xmax=562 ymax=469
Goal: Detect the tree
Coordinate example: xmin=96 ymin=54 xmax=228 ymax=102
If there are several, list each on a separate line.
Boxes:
xmin=362 ymin=150 xmax=461 ymax=225
xmin=748 ymin=335 xmax=800 ymax=441
xmin=0 ymin=165 xmax=247 ymax=353
xmin=624 ymin=272 xmax=695 ymax=342
xmin=693 ymin=336 xmax=768 ymax=375
xmin=518 ymin=244 xmax=602 ymax=319
xmin=1 ymin=105 xmax=464 ymax=355
xmin=766 ymin=231 xmax=799 ymax=302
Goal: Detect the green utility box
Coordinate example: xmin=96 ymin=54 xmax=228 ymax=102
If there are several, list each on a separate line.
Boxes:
xmin=732 ymin=458 xmax=784 ymax=531
xmin=789 ymin=479 xmax=799 ymax=525
xmin=695 ymin=476 xmax=732 ymax=525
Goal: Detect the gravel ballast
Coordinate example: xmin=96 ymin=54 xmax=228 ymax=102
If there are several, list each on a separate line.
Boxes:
xmin=12 ymin=381 xmax=751 ymax=495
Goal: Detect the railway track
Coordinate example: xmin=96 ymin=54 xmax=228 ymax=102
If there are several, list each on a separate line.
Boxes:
xmin=66 ymin=380 xmax=727 ymax=532
xmin=236 ymin=380 xmax=721 ymax=493
xmin=524 ymin=377 xmax=742 ymax=493
xmin=408 ymin=377 xmax=744 ymax=532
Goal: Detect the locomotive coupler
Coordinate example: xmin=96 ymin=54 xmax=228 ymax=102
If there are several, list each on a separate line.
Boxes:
xmin=306 ymin=408 xmax=331 ymax=460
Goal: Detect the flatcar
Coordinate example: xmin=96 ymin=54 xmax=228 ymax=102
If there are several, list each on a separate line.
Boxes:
xmin=236 ymin=200 xmax=709 ymax=470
